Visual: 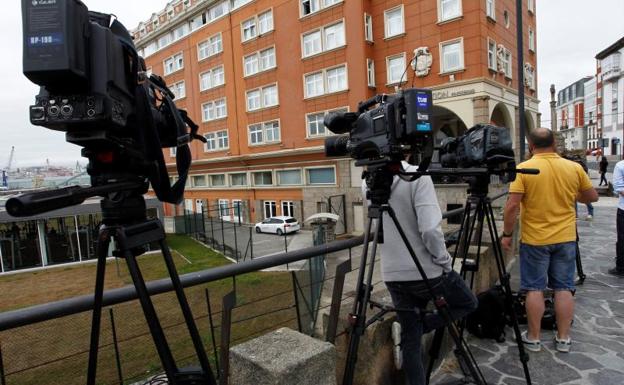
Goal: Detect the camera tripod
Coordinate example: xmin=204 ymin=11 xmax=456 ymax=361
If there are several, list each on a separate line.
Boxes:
xmin=342 ymin=162 xmax=486 ymax=385
xmin=434 ymin=175 xmax=531 ymax=385
xmin=85 ymin=184 xmax=216 ymax=385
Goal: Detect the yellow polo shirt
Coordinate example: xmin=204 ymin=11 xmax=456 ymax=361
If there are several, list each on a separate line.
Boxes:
xmin=509 ymin=153 xmax=593 ymax=246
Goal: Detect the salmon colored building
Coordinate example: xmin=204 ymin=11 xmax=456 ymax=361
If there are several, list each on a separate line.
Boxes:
xmin=133 ymin=0 xmax=539 ymax=233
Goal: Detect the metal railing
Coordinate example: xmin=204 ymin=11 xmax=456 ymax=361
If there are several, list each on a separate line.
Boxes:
xmin=0 ymin=191 xmax=507 ymax=385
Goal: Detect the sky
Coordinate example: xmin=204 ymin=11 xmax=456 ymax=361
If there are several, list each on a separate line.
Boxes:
xmin=1 ymin=0 xmax=623 ymax=168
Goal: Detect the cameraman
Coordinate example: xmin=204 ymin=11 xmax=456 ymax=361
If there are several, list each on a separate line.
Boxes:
xmin=363 ymin=160 xmax=477 ymax=385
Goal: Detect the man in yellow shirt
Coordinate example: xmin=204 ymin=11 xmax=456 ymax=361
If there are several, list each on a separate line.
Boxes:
xmin=501 ymin=128 xmax=598 ymax=353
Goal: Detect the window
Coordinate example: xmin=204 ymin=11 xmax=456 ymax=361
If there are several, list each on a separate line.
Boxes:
xmin=486 ymin=0 xmax=495 ymax=19
xmin=501 ymin=46 xmax=512 ymax=78
xmin=171 ymin=81 xmax=185 ymax=99
xmin=306 ymin=108 xmax=347 ymax=137
xmin=487 ymin=39 xmax=497 ymax=70
xmin=242 ymin=9 xmax=273 ymax=42
xmin=173 ymin=24 xmax=189 ymax=40
xmin=367 ymin=58 xmax=376 ymax=87
xmin=384 ymin=6 xmax=404 ymax=38
xmin=249 ymin=120 xmax=281 ymax=145
xmin=301 ymin=0 xmax=341 ymax=17
xmin=282 ymin=201 xmax=294 ymax=217
xmin=191 ymin=175 xmax=207 ymax=187
xmin=246 ymin=84 xmax=278 ymax=111
xmin=503 ymin=10 xmax=510 ymax=28
xmin=277 ymin=169 xmax=302 ymax=185
xmin=198 ymin=33 xmax=222 ymax=60
xmin=241 ymin=18 xmax=257 ymax=42
xmin=204 ymin=130 xmax=229 ymax=151
xmin=306 ymin=167 xmax=336 ymax=185
xmin=440 ymin=39 xmax=464 ymax=73
xmin=302 ymin=21 xmax=344 ymax=58
xmin=219 ymin=199 xmax=229 ymax=218
xmin=527 ymin=0 xmax=534 ymax=13
xmin=163 ymin=53 xmax=183 ymax=75
xmin=258 ymin=10 xmax=274 ymax=35
xmin=386 ymin=53 xmax=406 ymax=84
xmin=199 ymin=66 xmax=225 ymax=91
xmin=244 ymin=47 xmax=276 ymax=76
xmin=263 ymin=200 xmax=276 ymax=218
xmin=439 ymin=0 xmax=462 ymax=22
xmin=159 ymin=34 xmax=172 ymax=49
xmin=184 ymin=0 xmax=191 ymax=8
xmin=210 ymin=174 xmax=226 ymax=187
xmin=364 ymin=13 xmax=373 ymax=42
xmin=254 ymin=172 xmax=273 ymax=186
xmin=201 ymin=98 xmax=227 ymax=121
xmin=304 ymin=64 xmax=347 ymax=98
xmin=529 ymin=28 xmax=535 ymax=52
xmin=230 ymin=173 xmax=247 ymax=186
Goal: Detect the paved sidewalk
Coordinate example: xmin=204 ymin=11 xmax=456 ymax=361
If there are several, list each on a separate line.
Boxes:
xmin=433 ymin=197 xmax=624 ymax=385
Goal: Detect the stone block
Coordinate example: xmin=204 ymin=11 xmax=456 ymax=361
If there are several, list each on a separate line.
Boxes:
xmin=230 ymin=327 xmax=337 ymax=385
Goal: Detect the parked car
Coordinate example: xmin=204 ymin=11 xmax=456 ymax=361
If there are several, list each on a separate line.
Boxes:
xmin=254 ymin=216 xmax=300 ymax=235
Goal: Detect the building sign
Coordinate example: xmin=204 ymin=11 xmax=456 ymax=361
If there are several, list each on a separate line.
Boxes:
xmin=432 ymin=88 xmax=476 ymax=100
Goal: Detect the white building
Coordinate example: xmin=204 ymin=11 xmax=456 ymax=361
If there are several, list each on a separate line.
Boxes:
xmin=585 ymin=76 xmax=599 ymax=150
xmin=596 ymin=37 xmax=624 ymax=156
xmin=556 ymin=77 xmax=592 ymax=150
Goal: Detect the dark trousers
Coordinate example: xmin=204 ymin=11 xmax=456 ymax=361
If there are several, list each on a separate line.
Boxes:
xmin=599 ymin=172 xmax=608 ymax=186
xmin=386 ymin=271 xmax=478 ymax=385
xmin=617 ymin=208 xmax=624 ymax=271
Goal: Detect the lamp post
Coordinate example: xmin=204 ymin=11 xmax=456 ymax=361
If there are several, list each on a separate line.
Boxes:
xmin=516 ymin=0 xmax=526 ymax=160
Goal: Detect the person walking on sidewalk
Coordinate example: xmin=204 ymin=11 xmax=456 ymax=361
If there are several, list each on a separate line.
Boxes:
xmin=609 ymin=159 xmax=624 ymax=277
xmin=501 ymin=128 xmax=598 ymax=353
xmin=599 ymin=156 xmax=609 ymax=186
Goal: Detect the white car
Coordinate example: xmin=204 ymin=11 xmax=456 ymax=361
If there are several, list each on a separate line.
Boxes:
xmin=255 ymin=216 xmax=300 ymax=235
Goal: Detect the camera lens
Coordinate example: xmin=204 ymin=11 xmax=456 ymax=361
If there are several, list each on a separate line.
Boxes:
xmin=324 ymin=135 xmax=350 ymax=157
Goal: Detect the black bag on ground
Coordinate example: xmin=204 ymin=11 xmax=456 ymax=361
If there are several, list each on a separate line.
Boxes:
xmin=511 ymin=291 xmax=557 ymax=330
xmin=466 ymin=285 xmax=506 ymax=342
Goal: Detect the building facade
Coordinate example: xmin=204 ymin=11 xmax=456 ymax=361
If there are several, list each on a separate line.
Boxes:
xmin=584 ymin=76 xmax=599 ymax=151
xmin=133 ymin=0 xmax=539 ymax=233
xmin=556 ymin=77 xmax=591 ymax=151
xmin=596 ymin=37 xmax=624 ymax=157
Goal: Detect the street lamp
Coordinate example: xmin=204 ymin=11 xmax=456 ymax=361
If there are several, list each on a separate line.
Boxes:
xmin=516 ymin=0 xmax=526 ymax=160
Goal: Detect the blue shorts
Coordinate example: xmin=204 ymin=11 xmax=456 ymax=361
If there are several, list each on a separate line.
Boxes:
xmin=519 ymin=241 xmax=576 ymax=292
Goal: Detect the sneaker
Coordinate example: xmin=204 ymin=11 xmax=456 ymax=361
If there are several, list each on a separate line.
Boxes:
xmin=554 ymin=335 xmax=572 ymax=353
xmin=521 ymin=331 xmax=541 ymax=352
xmin=608 ymin=267 xmax=624 ymax=277
xmin=391 ymin=321 xmax=403 ymax=369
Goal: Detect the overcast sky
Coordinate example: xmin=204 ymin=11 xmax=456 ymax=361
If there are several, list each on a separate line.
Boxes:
xmin=1 ymin=0 xmax=623 ymax=168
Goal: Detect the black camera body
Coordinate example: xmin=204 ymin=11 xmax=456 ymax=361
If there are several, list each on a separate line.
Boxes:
xmin=324 ymin=88 xmax=433 ymax=162
xmin=439 ymin=124 xmax=514 ymax=169
xmin=23 ymin=0 xmax=135 ymax=136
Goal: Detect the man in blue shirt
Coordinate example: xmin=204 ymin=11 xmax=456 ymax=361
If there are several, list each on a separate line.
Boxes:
xmin=610 ymin=159 xmax=624 ymax=277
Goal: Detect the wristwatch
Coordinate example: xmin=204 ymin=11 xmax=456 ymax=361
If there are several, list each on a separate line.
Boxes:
xmin=502 ymin=231 xmax=513 ymax=238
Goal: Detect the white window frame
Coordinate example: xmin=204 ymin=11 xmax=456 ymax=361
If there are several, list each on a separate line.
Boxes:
xmin=384 ymin=5 xmax=405 ymax=39
xmin=306 ymin=107 xmax=348 ymax=138
xmin=263 ymin=200 xmax=277 ymax=217
xmin=386 ymin=53 xmax=406 ymax=85
xmin=242 ymin=9 xmax=274 ymax=43
xmin=502 ymin=47 xmax=512 ymax=78
xmin=303 ymin=64 xmax=348 ymax=98
xmin=201 ymin=98 xmax=227 ymax=122
xmin=439 ymin=38 xmax=464 ymax=74
xmin=246 ymin=83 xmax=279 ymax=111
xmin=248 ymin=120 xmax=281 ymax=145
xmin=204 ymin=130 xmax=229 ymax=152
xmin=253 ymin=170 xmax=274 ymax=187
xmin=300 ymin=0 xmax=343 ymax=18
xmin=305 ymin=166 xmax=336 ymax=185
xmin=229 ymin=172 xmax=248 ymax=187
xmin=528 ymin=28 xmax=535 ymax=52
xmin=197 ymin=33 xmax=223 ymax=61
xmin=243 ymin=46 xmax=276 ymax=77
xmin=486 ymin=0 xmax=495 ymax=20
xmin=364 ymin=13 xmax=373 ymax=42
xmin=301 ymin=19 xmax=345 ymax=58
xmin=191 ymin=174 xmax=207 ymax=188
xmin=277 ymin=168 xmax=303 ymax=186
xmin=282 ymin=201 xmax=295 ymax=217
xmin=241 ymin=17 xmax=257 ymax=42
xmin=438 ymin=0 xmax=463 ymax=23
xmin=209 ymin=174 xmax=227 ymax=187
xmin=487 ymin=38 xmax=497 ymax=71
xmin=199 ymin=65 xmax=225 ymax=91
xmin=163 ymin=52 xmax=184 ymax=75
xmin=367 ymin=58 xmax=376 ymax=87
xmin=171 ymin=80 xmax=186 ymax=99
xmin=527 ymin=0 xmax=534 ymax=13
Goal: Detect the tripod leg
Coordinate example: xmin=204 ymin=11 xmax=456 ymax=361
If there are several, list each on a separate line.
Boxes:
xmin=342 ymin=216 xmax=378 ymax=385
xmin=575 ymin=229 xmax=586 ymax=284
xmin=160 ymin=237 xmax=216 ymax=382
xmin=86 ymin=228 xmax=112 ymax=385
xmin=484 ymin=201 xmax=532 ymax=385
xmin=385 ymin=206 xmax=486 ymax=385
xmin=425 ymin=328 xmax=445 ymax=385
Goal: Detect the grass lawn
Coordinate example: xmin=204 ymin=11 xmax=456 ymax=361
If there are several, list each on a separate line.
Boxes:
xmin=0 ymin=235 xmax=298 ymax=385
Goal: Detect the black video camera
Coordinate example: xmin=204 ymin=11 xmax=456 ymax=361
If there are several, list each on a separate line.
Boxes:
xmin=324 ymin=88 xmax=434 ymax=164
xmin=21 ymin=0 xmax=203 ymax=205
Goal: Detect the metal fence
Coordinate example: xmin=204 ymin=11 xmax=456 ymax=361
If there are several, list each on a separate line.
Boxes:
xmin=0 ymin=192 xmax=507 ymax=385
